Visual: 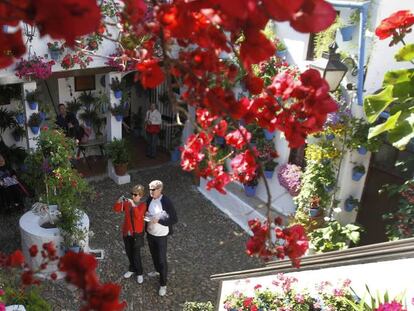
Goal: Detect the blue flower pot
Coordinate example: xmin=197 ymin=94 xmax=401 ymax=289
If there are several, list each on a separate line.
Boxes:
xmin=30 ymin=126 xmax=40 ymax=135
xmin=357 ymin=146 xmax=367 ymax=155
xmin=28 ymin=101 xmax=37 ymax=110
xmin=276 ymin=50 xmax=287 ymax=59
xmin=171 ymin=147 xmax=181 ymax=162
xmin=340 ymin=25 xmax=356 ymax=42
xmin=345 ymin=200 xmax=356 ymax=212
xmin=214 ymin=136 xmax=225 ymax=145
xmin=352 ymin=171 xmax=364 ymax=181
xmin=16 ymin=113 xmax=25 ymax=125
xmin=12 ymin=132 xmax=21 ymax=142
xmin=324 ymin=184 xmax=334 ymax=192
xmin=321 ymin=159 xmax=331 ymax=165
xmin=67 ymin=246 xmax=80 ymax=253
xmin=50 ymin=50 xmax=60 ymax=61
xmin=244 ymin=185 xmax=257 ymax=197
xmin=325 ymin=133 xmax=335 ymax=140
xmin=309 ymin=208 xmax=320 ymax=217
xmin=114 ymin=90 xmax=122 ymax=99
xmin=39 ymin=111 xmax=46 ymax=121
xmin=264 ymin=170 xmax=274 ymax=179
xmin=115 ymin=115 xmax=123 ymax=122
xmin=263 ymin=129 xmax=275 ymax=140
xmin=85 ymin=120 xmax=92 ymax=127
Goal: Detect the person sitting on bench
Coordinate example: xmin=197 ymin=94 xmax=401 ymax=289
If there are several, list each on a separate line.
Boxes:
xmin=56 ymin=103 xmax=85 ymax=143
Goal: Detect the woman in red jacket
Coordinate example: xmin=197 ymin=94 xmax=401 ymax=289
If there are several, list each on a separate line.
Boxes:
xmin=113 ymin=184 xmax=147 ymax=284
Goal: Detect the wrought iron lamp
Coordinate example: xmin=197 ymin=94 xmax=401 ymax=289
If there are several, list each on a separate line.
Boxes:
xmin=309 ymin=41 xmax=350 ymax=92
xmin=23 ymin=23 xmax=36 ymax=43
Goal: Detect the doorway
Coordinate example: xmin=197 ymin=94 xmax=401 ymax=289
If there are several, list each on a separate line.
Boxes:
xmin=356 ymin=142 xmax=414 ymax=245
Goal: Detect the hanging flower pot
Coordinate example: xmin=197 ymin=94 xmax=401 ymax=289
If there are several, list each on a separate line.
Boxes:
xmin=85 ymin=119 xmax=92 ymax=127
xmin=49 ymin=50 xmax=61 ymax=61
xmin=325 ymin=133 xmax=335 ymax=140
xmin=324 ymin=184 xmax=334 ymax=192
xmin=115 ymin=115 xmax=123 ymax=122
xmin=170 ymin=147 xmax=181 ymax=162
xmin=39 ymin=111 xmax=46 ymax=121
xmin=352 ymin=165 xmax=366 ymax=181
xmin=309 ymin=207 xmax=320 ymax=217
xmin=263 ymin=129 xmax=275 ymax=140
xmin=214 ymin=136 xmax=225 ymax=146
xmin=344 ymin=196 xmax=359 ymax=212
xmin=16 ymin=113 xmax=25 ymax=125
xmin=114 ymin=90 xmax=122 ymax=99
xmin=244 ymin=185 xmax=257 ymax=197
xmin=30 ymin=126 xmax=40 ymax=135
xmin=276 ymin=49 xmax=288 ymax=59
xmin=357 ymin=146 xmax=367 ymax=155
xmin=264 ymin=170 xmax=274 ymax=179
xmin=28 ymin=101 xmax=37 ymax=110
xmin=340 ymin=25 xmax=356 ymax=41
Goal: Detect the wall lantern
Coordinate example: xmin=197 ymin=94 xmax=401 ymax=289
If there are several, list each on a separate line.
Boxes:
xmin=310 ymin=41 xmax=349 ymax=92
xmin=23 ymin=23 xmax=36 ymax=43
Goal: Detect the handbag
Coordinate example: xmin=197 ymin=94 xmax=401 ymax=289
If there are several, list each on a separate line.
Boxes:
xmin=146 ymin=124 xmax=161 ymax=134
xmin=130 ymin=205 xmax=144 ymax=247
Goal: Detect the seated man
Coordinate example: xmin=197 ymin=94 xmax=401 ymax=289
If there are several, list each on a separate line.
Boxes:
xmin=0 ymin=153 xmax=26 ymax=213
xmin=56 ymin=103 xmax=85 ymax=142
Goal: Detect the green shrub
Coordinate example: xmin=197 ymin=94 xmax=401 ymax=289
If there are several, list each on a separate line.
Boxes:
xmin=183 ymin=301 xmax=214 ymax=311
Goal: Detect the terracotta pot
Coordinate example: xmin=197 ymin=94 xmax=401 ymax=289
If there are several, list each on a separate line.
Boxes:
xmin=114 ymin=163 xmax=128 ymax=176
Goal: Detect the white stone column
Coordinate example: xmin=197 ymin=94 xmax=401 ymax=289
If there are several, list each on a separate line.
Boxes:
xmin=106 ymin=72 xmax=130 ymax=185
xmin=22 ymin=81 xmax=38 ymax=150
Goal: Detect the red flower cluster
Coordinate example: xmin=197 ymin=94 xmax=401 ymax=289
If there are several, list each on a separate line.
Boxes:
xmin=246 ymin=218 xmax=308 ymax=267
xmin=59 ymin=252 xmax=126 ymax=311
xmin=0 ymin=0 xmax=101 ymax=67
xmin=375 ymin=10 xmax=414 ymax=45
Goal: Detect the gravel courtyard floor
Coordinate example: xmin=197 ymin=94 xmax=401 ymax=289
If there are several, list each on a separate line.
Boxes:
xmin=0 ymin=163 xmax=262 ymax=311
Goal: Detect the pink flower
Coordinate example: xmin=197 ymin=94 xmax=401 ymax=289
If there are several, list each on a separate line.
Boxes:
xmin=375 ymin=300 xmax=407 ymax=311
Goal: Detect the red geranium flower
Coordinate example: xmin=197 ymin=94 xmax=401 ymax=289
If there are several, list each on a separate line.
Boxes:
xmin=8 ymin=250 xmax=25 ymax=267
xmin=375 ymin=10 xmax=414 ymax=41
xmin=29 ymin=245 xmax=38 ymax=257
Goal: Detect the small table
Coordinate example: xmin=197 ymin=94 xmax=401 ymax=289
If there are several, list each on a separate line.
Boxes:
xmin=77 ymin=138 xmax=106 ymax=169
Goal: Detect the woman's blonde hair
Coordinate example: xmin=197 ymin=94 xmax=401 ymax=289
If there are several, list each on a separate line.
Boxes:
xmin=131 ymin=184 xmax=145 ymax=197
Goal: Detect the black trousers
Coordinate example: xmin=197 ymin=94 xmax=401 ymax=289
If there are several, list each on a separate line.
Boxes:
xmin=123 ymin=235 xmax=143 ymax=275
xmin=147 ymin=234 xmax=168 ymax=286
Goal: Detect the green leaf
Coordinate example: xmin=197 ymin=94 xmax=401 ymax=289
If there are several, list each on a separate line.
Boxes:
xmin=383 ymin=69 xmax=414 ymax=86
xmin=395 ymin=44 xmax=414 ymax=62
xmin=364 ymin=86 xmax=395 ymax=123
xmin=388 ymin=115 xmax=414 ymax=150
xmin=349 ymin=231 xmax=360 ymax=243
xmin=368 ymin=111 xmax=401 ymax=138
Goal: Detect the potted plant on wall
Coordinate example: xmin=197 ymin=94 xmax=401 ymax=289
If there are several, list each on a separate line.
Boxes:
xmin=110 ymin=102 xmax=128 ymax=122
xmin=27 ymin=112 xmax=42 ymax=134
xmin=339 ymin=10 xmax=359 ymax=42
xmin=110 ymin=77 xmax=122 ymax=99
xmin=11 ymin=125 xmax=25 ymax=142
xmin=25 ymin=90 xmax=39 ymax=110
xmin=105 ymin=138 xmax=129 ymax=176
xmin=352 ymin=164 xmax=366 ymax=181
xmin=243 ymin=176 xmax=259 ymax=197
xmin=346 ymin=118 xmax=382 ymax=155
xmin=274 ymin=38 xmax=287 ymax=59
xmin=344 ymin=195 xmax=360 ymax=212
xmin=47 ymin=41 xmax=64 ymax=61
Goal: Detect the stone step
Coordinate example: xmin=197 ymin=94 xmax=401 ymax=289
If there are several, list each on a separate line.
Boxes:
xmin=198 ymin=178 xmax=288 ymax=236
